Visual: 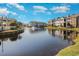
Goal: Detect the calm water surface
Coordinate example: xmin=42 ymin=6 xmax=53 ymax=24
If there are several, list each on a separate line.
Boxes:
xmin=0 ymin=28 xmax=78 ymax=56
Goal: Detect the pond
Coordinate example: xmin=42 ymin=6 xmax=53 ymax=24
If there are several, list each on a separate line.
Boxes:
xmin=0 ymin=27 xmax=78 ymax=56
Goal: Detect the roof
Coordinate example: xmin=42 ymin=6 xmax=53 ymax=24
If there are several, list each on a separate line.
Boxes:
xmin=0 ymin=16 xmax=16 ymax=22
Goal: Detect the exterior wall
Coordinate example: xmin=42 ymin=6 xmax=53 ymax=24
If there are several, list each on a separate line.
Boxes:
xmin=2 ymin=26 xmax=16 ymax=30
xmin=48 ymin=20 xmax=53 ymax=26
xmin=54 ymin=20 xmax=60 ymax=26
xmin=48 ymin=14 xmax=79 ymax=28
xmin=66 ymin=17 xmax=76 ymax=27
xmin=76 ymin=16 xmax=79 ymax=27
xmin=0 ymin=16 xmax=17 ymax=31
xmin=53 ymin=18 xmax=65 ymax=27
xmin=66 ymin=14 xmax=79 ymax=28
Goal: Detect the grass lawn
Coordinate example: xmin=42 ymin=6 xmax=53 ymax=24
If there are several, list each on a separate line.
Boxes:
xmin=57 ymin=43 xmax=79 ymax=56
xmin=46 ymin=26 xmax=79 ymax=31
xmin=57 ymin=32 xmax=79 ymax=56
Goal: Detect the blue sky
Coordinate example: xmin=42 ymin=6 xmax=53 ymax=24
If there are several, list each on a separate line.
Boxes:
xmin=0 ymin=3 xmax=79 ymax=23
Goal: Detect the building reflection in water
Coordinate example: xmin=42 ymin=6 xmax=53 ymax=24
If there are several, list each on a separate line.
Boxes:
xmin=0 ymin=33 xmax=22 ymax=53
xmin=29 ymin=28 xmax=46 ymax=33
xmin=48 ymin=29 xmax=79 ymax=45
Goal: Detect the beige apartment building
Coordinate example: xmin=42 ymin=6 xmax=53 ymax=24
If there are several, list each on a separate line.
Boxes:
xmin=48 ymin=19 xmax=54 ymax=26
xmin=66 ymin=14 xmax=79 ymax=28
xmin=53 ymin=17 xmax=65 ymax=27
xmin=48 ymin=14 xmax=79 ymax=28
xmin=0 ymin=16 xmax=17 ymax=31
xmin=48 ymin=17 xmax=66 ymax=27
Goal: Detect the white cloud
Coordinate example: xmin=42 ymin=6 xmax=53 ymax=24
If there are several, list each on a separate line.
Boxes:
xmin=51 ymin=6 xmax=70 ymax=13
xmin=33 ymin=6 xmax=52 ymax=15
xmin=0 ymin=6 xmax=18 ymax=17
xmin=10 ymin=11 xmax=17 ymax=15
xmin=8 ymin=3 xmax=27 ymax=12
xmin=0 ymin=8 xmax=18 ymax=16
xmin=0 ymin=8 xmax=9 ymax=15
xmin=33 ymin=6 xmax=48 ymax=13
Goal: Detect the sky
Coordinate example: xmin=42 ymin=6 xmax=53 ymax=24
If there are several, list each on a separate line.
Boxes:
xmin=0 ymin=3 xmax=79 ymax=23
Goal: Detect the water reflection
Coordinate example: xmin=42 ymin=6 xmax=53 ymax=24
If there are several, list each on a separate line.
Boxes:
xmin=48 ymin=29 xmax=79 ymax=45
xmin=0 ymin=34 xmax=22 ymax=42
xmin=0 ymin=32 xmax=23 ymax=53
xmin=29 ymin=28 xmax=46 ymax=33
xmin=0 ymin=28 xmax=79 ymax=56
xmin=9 ymin=35 xmax=22 ymax=41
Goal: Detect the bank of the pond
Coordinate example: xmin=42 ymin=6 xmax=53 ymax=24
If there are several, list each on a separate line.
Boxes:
xmin=46 ymin=26 xmax=79 ymax=32
xmin=57 ymin=34 xmax=79 ymax=56
xmin=46 ymin=26 xmax=79 ymax=56
xmin=0 ymin=29 xmax=24 ymax=36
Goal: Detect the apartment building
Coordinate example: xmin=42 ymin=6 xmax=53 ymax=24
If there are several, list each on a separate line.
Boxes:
xmin=66 ymin=14 xmax=79 ymax=28
xmin=48 ymin=17 xmax=66 ymax=27
xmin=48 ymin=14 xmax=79 ymax=28
xmin=48 ymin=19 xmax=54 ymax=26
xmin=0 ymin=16 xmax=17 ymax=31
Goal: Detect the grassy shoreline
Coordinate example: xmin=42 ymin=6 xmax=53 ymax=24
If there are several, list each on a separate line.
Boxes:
xmin=46 ymin=26 xmax=79 ymax=31
xmin=46 ymin=26 xmax=79 ymax=56
xmin=56 ymin=35 xmax=79 ymax=56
